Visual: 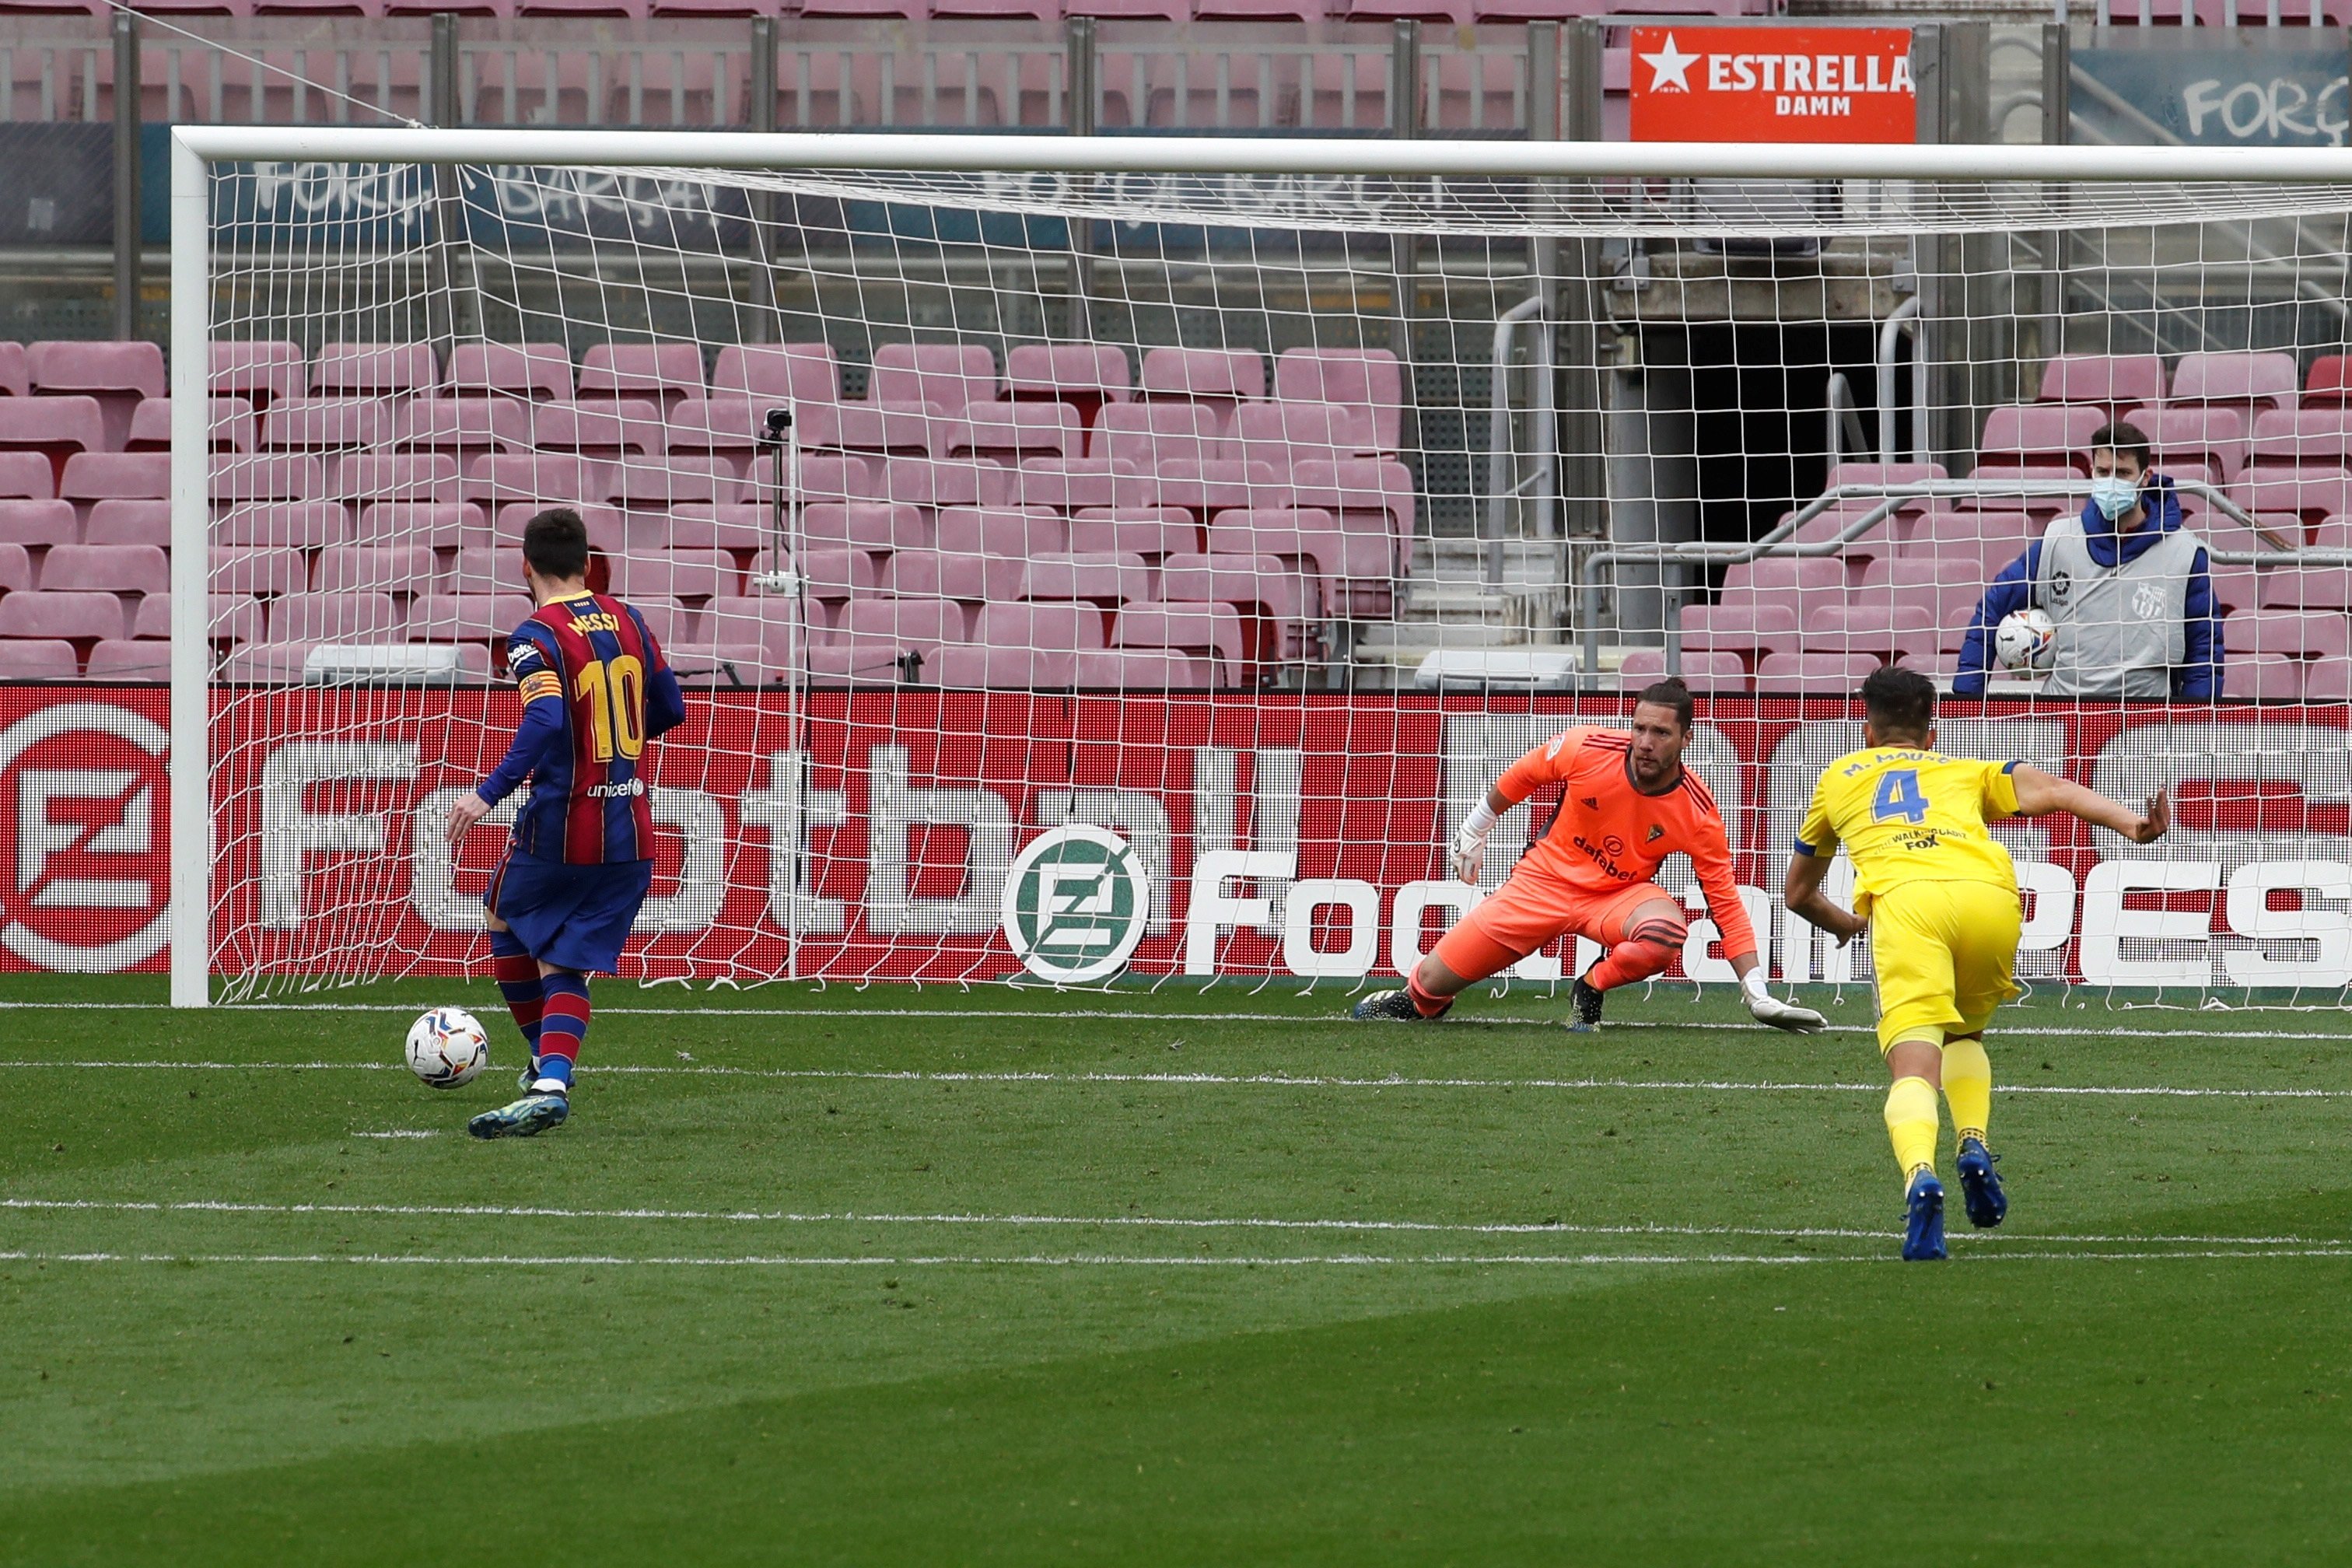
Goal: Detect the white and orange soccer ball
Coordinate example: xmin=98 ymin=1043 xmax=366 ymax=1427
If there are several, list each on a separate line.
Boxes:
xmin=405 ymin=1006 xmax=489 ymax=1087
xmin=1995 ymin=608 xmax=2058 ymax=674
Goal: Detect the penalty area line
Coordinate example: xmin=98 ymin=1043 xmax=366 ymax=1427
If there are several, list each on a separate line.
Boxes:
xmin=3 ymin=1248 xmax=2350 ymax=1269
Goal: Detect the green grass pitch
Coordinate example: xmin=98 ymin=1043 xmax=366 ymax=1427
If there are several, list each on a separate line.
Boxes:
xmin=3 ymin=973 xmax=2351 ymax=1565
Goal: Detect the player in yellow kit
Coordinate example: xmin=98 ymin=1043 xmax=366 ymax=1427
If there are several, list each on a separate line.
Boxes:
xmin=1783 ymin=667 xmax=2169 ymax=1261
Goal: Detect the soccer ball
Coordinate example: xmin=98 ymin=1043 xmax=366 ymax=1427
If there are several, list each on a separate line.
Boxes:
xmin=1994 ymin=608 xmax=2057 ymax=673
xmin=406 ymin=1006 xmax=489 ymax=1088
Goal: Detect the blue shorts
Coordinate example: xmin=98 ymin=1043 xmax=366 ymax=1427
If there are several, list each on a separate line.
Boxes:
xmin=485 ymin=850 xmax=655 ymax=975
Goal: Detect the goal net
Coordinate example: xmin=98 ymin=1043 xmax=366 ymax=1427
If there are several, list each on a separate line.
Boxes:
xmin=170 ymin=130 xmax=2352 ymax=1009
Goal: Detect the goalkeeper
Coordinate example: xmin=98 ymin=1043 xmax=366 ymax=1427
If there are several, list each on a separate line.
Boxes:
xmin=1354 ymin=678 xmax=1823 ymax=1035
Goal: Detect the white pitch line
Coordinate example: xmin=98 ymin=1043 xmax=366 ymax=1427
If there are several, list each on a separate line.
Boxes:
xmin=5 ymin=997 xmax=2352 ymax=1045
xmin=2 ymin=1195 xmax=2334 ymax=1251
xmin=0 ymin=1057 xmax=2345 ymax=1101
xmin=3 ymin=1248 xmax=2349 ymax=1269
xmin=352 ymin=1130 xmax=437 ymax=1139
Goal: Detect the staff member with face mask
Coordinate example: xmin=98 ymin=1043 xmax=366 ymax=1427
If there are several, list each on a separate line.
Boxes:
xmin=1953 ymin=420 xmax=2223 ymax=701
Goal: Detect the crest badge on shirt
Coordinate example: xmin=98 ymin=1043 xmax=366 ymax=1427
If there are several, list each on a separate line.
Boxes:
xmin=1647 ymin=824 xmax=1665 ymax=842
xmin=2132 ymin=581 xmax=2165 ymax=621
xmin=2048 ymin=569 xmax=2074 ymax=604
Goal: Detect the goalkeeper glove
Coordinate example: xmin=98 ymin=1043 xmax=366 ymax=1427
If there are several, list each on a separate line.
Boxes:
xmin=1451 ymin=801 xmax=1497 ymax=884
xmin=1741 ymin=969 xmax=1826 ymax=1034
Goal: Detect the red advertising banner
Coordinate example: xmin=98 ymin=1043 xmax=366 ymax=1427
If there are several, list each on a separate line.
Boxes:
xmin=2 ymin=685 xmax=2347 ymax=990
xmin=1629 ymin=26 xmax=1916 ymax=145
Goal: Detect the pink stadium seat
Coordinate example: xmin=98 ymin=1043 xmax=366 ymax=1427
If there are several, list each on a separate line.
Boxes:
xmin=2130 ymin=404 xmax=2248 ymax=485
xmin=2249 ymin=409 xmax=2352 ymax=471
xmin=1678 ymin=602 xmax=1798 ymax=663
xmin=1015 ymin=457 xmax=1142 ymax=513
xmin=1072 ymin=648 xmax=1216 ymax=688
xmin=0 ymin=397 xmax=105 ymax=481
xmin=1615 ymin=649 xmax=1748 ymax=695
xmin=2305 ymin=659 xmax=2352 ymax=702
xmin=2228 ymin=610 xmax=2352 ymax=662
xmin=271 ymin=591 xmax=403 ymax=643
xmin=713 ymin=343 xmax=840 ymax=401
xmin=2234 ymin=467 xmax=2352 ymax=536
xmin=2306 ymin=355 xmax=2352 ymax=410
xmin=932 ymin=642 xmax=1080 ymax=690
xmin=1855 ymin=555 xmax=1983 ymax=642
xmin=1071 ymin=506 xmax=1202 ymax=558
xmin=448 ymin=547 xmax=524 ymax=596
xmin=2037 ymin=353 xmax=2166 ymax=412
xmin=128 ymin=397 xmax=257 ymax=454
xmin=1958 ymin=465 xmax=2079 ymax=520
xmin=0 ymin=499 xmax=75 ymax=549
xmin=764 ymin=546 xmax=877 ymax=611
xmin=1206 ymin=508 xmax=1345 ymax=616
xmin=1718 ymin=555 xmax=1846 ymax=601
xmin=262 ymin=397 xmax=391 ymax=453
xmin=1980 ymin=403 xmax=2106 ymax=475
xmin=1094 ymin=401 xmax=1225 ymax=468
xmin=86 ymin=500 xmax=167 ymax=548
xmin=43 ymin=543 xmax=166 ymax=595
xmin=866 ymin=344 xmax=999 ymax=417
xmin=604 ymin=457 xmax=738 ymax=512
xmin=951 ymin=401 xmax=1083 ymax=464
xmin=976 ymin=600 xmax=1108 ymax=655
xmin=0 ymin=590 xmax=124 ymax=642
xmin=1901 ymin=509 xmax=2039 ymax=579
xmin=797 ymin=453 xmax=879 ymax=503
xmin=1272 ymin=348 xmax=1404 ymax=453
xmin=879 ymin=550 xmax=998 ymax=605
xmin=0 ymin=544 xmax=28 ymax=592
xmin=527 ymin=400 xmax=664 ymax=460
xmin=666 ymin=503 xmax=774 ymax=555
xmin=1139 ymin=347 xmax=1265 ymax=421
xmin=1753 ymin=651 xmax=1881 ymax=695
xmin=466 ymin=452 xmax=609 ymax=511
xmin=212 ymin=456 xmax=324 ymax=505
xmin=354 ymin=501 xmax=487 ymax=551
xmin=215 ymin=502 xmax=349 ymax=550
xmin=0 ymin=342 xmax=26 ymax=398
xmin=394 ymin=397 xmax=533 ymax=462
xmin=311 ymin=343 xmax=436 ymax=398
xmin=59 ymin=451 xmax=167 ymax=508
xmin=406 ymin=592 xmax=534 ymax=644
xmin=884 ymin=457 xmax=1016 ymax=512
xmin=1157 ymin=551 xmax=1306 ymax=669
xmin=336 ymin=453 xmax=463 ymax=506
xmin=0 ymin=451 xmax=51 ymax=500
xmin=30 ymin=341 xmax=164 ymax=451
xmin=2223 ymin=653 xmax=2304 ymax=702
xmin=607 ymin=548 xmax=738 ymax=601
xmin=0 ymin=640 xmax=79 ymax=679
xmin=805 ymin=502 xmax=929 ymax=553
xmin=209 ymin=341 xmax=304 ymax=409
xmin=808 ymin=597 xmax=965 ymax=681
xmin=86 ymin=640 xmax=170 ymax=680
xmin=493 ymin=502 xmax=622 ymax=553
xmin=1153 ymin=458 xmax=1286 ymax=519
xmin=312 ymin=545 xmax=440 ymax=596
xmin=1018 ymin=552 xmax=1151 ymax=608
xmin=1113 ymin=600 xmax=1247 ymax=686
xmin=1005 ymin=345 xmax=1132 ymax=429
xmin=2259 ymin=568 xmax=2352 ymax=611
xmin=2172 ymin=352 xmax=2299 ymax=417
xmin=129 ymin=593 xmax=268 ymax=646
xmin=446 ymin=342 xmax=573 ymax=401
xmin=210 ymin=545 xmax=309 ymax=597
xmin=1804 ymin=602 xmax=1939 ymax=666
xmin=219 ymin=643 xmax=319 ymax=685
xmin=577 ymin=343 xmax=705 ymax=410
xmin=936 ymin=505 xmax=1069 ymax=563
xmin=1232 ymin=401 xmax=1373 ymax=471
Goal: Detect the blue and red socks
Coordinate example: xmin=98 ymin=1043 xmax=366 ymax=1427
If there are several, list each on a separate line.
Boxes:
xmin=535 ymin=971 xmax=591 ymax=1093
xmin=490 ymin=928 xmax=544 ymax=1055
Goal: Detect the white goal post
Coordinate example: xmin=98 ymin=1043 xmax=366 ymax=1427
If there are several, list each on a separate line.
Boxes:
xmin=167 ymin=126 xmax=2352 ymax=1008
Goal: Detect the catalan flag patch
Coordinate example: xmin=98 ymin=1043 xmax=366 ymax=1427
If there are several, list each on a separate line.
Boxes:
xmin=519 ymin=670 xmax=564 ymax=705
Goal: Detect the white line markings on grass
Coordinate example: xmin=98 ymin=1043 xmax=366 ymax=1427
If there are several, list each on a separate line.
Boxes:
xmin=0 ymin=1057 xmax=2346 ymax=1101
xmin=2 ymin=1196 xmax=2336 ymax=1252
xmin=8 ymin=997 xmax=2352 ymax=1045
xmin=352 ymin=1130 xmax=437 ymax=1139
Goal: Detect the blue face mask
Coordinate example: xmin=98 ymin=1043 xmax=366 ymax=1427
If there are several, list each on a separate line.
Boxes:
xmin=2088 ymin=474 xmax=2139 ymax=523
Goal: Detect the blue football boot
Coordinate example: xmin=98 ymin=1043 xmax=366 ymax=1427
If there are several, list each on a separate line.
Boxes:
xmin=516 ymin=1053 xmax=541 ymax=1095
xmin=467 ymin=1090 xmax=569 ymax=1140
xmin=1955 ymin=1136 xmax=2007 ymax=1229
xmin=1902 ymin=1168 xmax=1947 ymax=1262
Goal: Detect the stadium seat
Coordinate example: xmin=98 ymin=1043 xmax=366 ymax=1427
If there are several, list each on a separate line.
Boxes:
xmin=1615 ymin=649 xmax=1748 ymax=695
xmin=2259 ymin=568 xmax=2352 ymax=611
xmin=976 ymin=600 xmax=1109 ymax=657
xmin=311 ymin=342 xmax=437 ymax=398
xmin=447 ymin=546 xmax=527 ymax=596
xmin=271 ymin=591 xmax=404 ymax=643
xmin=393 ymin=397 xmax=533 ymax=463
xmin=1854 ymin=556 xmax=1983 ymax=646
xmin=211 ymin=456 xmax=326 ymax=506
xmin=59 ymin=452 xmax=168 ymax=512
xmin=0 ymin=499 xmax=77 ymax=549
xmin=0 ymin=639 xmax=79 ymax=679
xmin=1018 ymin=552 xmax=1152 ymax=609
xmin=1958 ymin=464 xmax=2080 ymax=520
xmin=1158 ymin=551 xmax=1306 ymax=670
xmin=130 ymin=593 xmax=268 ymax=646
xmin=604 ymin=456 xmax=738 ymax=513
xmin=1073 ymin=648 xmax=1216 ymax=688
xmin=313 ymin=544 xmax=441 ymax=596
xmin=0 ymin=451 xmax=51 ymax=500
xmin=1015 ymin=457 xmax=1143 ymax=513
xmin=355 ymin=501 xmax=487 ymax=551
xmin=1094 ymin=401 xmax=1225 ymax=469
xmin=2036 ymin=353 xmax=2166 ymax=413
xmin=29 ymin=341 xmax=165 ymax=451
xmin=0 ymin=342 xmax=26 ymax=398
xmin=936 ymin=505 xmax=1069 ymax=570
xmin=1754 ymin=651 xmax=1881 ymax=695
xmin=261 ymin=397 xmax=392 ymax=453
xmin=808 ymin=597 xmax=965 ymax=681
xmin=43 ymin=543 xmax=166 ymax=596
xmin=2171 ymin=351 xmax=2299 ymax=418
xmin=2233 ymin=466 xmax=2352 ymax=536
xmin=1900 ymin=509 xmax=2040 ymax=580
xmin=407 ymin=592 xmax=534 ymax=646
xmin=932 ymin=642 xmax=1081 ymax=690
xmin=804 ymin=501 xmax=929 ymax=554
xmin=607 ymin=548 xmax=739 ymax=602
xmin=1070 ymin=506 xmax=1202 ymax=558
xmin=209 ymin=341 xmax=304 ymax=410
xmin=210 ymin=545 xmax=310 ymax=597
xmin=877 ymin=548 xmax=996 ymax=609
xmin=713 ymin=343 xmax=840 ymax=401
xmin=492 ymin=502 xmax=622 ymax=552
xmin=2305 ymin=659 xmax=2352 ymax=702
xmin=1232 ymin=401 xmax=1374 ymax=471
xmin=1717 ymin=555 xmax=1846 ymax=614
xmin=797 ymin=453 xmax=880 ymax=503
xmin=0 ymin=590 xmax=124 ymax=642
xmin=1803 ymin=603 xmax=1941 ymax=666
xmin=950 ymin=401 xmax=1084 ymax=466
xmin=1112 ymin=600 xmax=1247 ymax=686
xmin=465 ymin=452 xmax=610 ymax=511
xmin=86 ymin=639 xmax=170 ymax=680
xmin=2130 ymin=404 xmax=2248 ymax=485
xmin=1207 ymin=508 xmax=1345 ymax=617
xmin=527 ymin=399 xmax=665 ymax=461
xmin=1005 ymin=344 xmax=1132 ymax=429
xmin=0 ymin=397 xmax=106 ymax=483
xmin=215 ymin=502 xmax=350 ymax=550
xmin=577 ymin=342 xmax=705 ymax=411
xmin=1273 ymin=348 xmax=1404 ymax=453
xmin=2228 ymin=609 xmax=2352 ymax=662
xmin=1152 ymin=457 xmax=1286 ymax=520
xmin=1979 ymin=403 xmax=2107 ymax=474
xmin=666 ymin=502 xmax=775 ymax=555
xmin=335 ymin=453 xmax=464 ymax=506
xmin=884 ymin=457 xmax=1017 ymax=512
xmin=0 ymin=543 xmax=28 ymax=592
xmin=2249 ymin=409 xmax=2352 ymax=471
xmin=86 ymin=500 xmax=167 ymax=548
xmin=1678 ymin=602 xmax=1798 ymax=664
xmin=1138 ymin=347 xmax=1265 ymax=428
xmin=2223 ymin=653 xmax=2303 ymax=701
xmin=2306 ymin=355 xmax=2352 ymax=409
xmin=219 ymin=643 xmax=321 ymax=685
xmin=868 ymin=343 xmax=999 ymax=415
xmin=446 ymin=342 xmax=574 ymax=401
xmin=128 ymin=397 xmax=257 ymax=453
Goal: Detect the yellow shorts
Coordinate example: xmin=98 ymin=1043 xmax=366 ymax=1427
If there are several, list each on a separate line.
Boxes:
xmin=1867 ymin=880 xmax=2023 ymax=1053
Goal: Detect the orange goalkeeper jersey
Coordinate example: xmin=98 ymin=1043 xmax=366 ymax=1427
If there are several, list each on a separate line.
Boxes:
xmin=1492 ymin=726 xmax=1757 ymax=957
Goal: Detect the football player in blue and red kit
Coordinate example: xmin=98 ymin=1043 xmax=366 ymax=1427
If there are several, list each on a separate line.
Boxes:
xmin=445 ymin=506 xmax=687 ymax=1139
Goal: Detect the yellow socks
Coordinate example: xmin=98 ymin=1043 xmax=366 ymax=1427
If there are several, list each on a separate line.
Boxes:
xmin=1942 ymin=1037 xmax=1993 ymax=1147
xmin=1884 ymin=1076 xmax=1941 ymax=1185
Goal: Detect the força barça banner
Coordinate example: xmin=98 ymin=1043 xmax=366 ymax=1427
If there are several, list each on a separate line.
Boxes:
xmin=4 ymin=684 xmax=2351 ymax=991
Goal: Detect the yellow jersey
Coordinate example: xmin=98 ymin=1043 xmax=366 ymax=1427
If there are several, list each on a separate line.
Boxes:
xmin=1794 ymin=747 xmax=2022 ymax=899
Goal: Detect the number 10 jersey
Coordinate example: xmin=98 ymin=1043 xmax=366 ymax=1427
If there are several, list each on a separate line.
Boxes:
xmin=505 ymin=591 xmax=684 ymax=865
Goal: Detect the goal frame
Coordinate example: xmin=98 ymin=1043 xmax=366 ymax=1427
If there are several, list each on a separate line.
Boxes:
xmin=166 ymin=124 xmax=2352 ymax=1007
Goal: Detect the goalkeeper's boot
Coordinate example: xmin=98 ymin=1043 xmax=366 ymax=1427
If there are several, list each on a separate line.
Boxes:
xmin=1902 ymin=1168 xmax=1947 ymax=1262
xmin=1567 ymin=977 xmax=1605 ymax=1034
xmin=1351 ymin=989 xmax=1437 ymax=1022
xmin=467 ymin=1088 xmax=569 ymax=1140
xmin=1955 ymin=1137 xmax=2007 ymax=1229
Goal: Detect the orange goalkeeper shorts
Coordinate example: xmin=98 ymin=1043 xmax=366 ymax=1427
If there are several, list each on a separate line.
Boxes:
xmin=1428 ymin=868 xmax=1678 ymax=985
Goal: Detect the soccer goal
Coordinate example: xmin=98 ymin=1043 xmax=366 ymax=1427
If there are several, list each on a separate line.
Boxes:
xmin=166 ymin=126 xmax=2352 ymax=1009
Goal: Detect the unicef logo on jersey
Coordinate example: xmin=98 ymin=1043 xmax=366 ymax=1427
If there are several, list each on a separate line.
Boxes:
xmin=999 ymin=826 xmax=1151 ymax=985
